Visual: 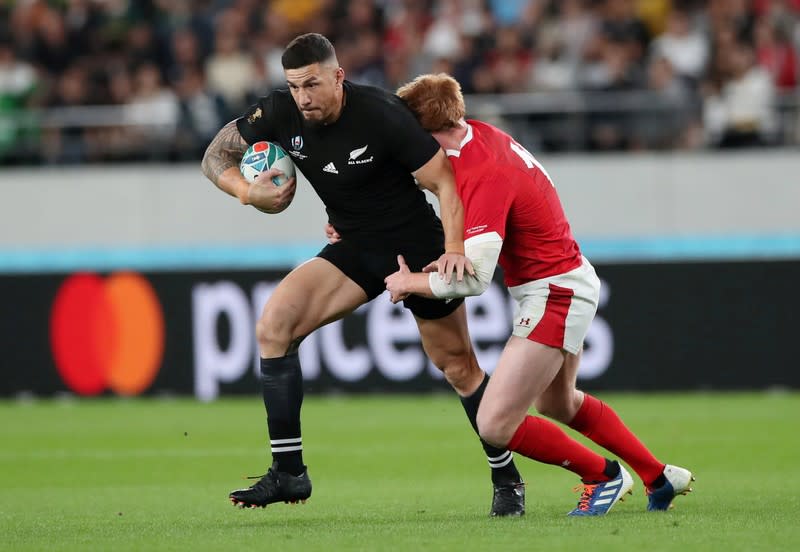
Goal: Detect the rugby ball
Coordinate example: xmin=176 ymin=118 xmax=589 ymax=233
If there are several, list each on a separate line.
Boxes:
xmin=239 ymin=141 xmax=295 ymax=185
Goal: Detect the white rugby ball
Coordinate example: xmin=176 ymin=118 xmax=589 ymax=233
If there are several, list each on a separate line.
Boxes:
xmin=239 ymin=141 xmax=295 ymax=185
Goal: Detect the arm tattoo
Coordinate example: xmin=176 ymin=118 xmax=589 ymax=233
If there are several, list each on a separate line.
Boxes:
xmin=200 ymin=120 xmax=249 ymax=186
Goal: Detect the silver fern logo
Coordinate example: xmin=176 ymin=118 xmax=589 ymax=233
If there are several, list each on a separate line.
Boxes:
xmin=349 ymin=145 xmax=368 ymax=160
xmin=348 ymin=145 xmax=373 ymax=165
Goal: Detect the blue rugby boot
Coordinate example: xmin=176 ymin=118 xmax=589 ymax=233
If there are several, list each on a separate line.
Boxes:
xmin=568 ymin=462 xmax=634 ymax=516
xmin=647 ymin=464 xmax=694 ymax=511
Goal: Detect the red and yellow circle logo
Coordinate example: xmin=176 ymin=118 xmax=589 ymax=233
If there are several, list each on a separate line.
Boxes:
xmin=50 ymin=272 xmax=165 ymax=396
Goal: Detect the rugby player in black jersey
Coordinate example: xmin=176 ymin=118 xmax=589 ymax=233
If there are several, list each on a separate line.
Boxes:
xmin=201 ymin=33 xmax=524 ymax=517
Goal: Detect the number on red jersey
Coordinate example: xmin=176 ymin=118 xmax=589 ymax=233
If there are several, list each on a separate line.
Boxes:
xmin=509 ymin=140 xmax=555 ymax=187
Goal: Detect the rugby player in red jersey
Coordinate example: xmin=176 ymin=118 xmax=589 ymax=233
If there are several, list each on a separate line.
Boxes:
xmin=384 ymin=74 xmax=694 ymax=514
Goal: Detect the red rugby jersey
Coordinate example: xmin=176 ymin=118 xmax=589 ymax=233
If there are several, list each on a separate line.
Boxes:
xmin=447 ymin=120 xmax=582 ymax=287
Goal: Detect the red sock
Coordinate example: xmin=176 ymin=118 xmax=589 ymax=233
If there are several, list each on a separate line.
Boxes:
xmin=569 ymin=394 xmax=665 ymax=486
xmin=507 ymin=415 xmax=608 ymax=482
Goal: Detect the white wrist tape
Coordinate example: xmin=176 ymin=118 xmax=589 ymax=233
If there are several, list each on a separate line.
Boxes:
xmin=429 ymin=232 xmax=502 ymax=299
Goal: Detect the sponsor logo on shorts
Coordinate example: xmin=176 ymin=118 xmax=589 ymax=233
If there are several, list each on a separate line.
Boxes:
xmin=517 ymin=317 xmax=531 ymax=327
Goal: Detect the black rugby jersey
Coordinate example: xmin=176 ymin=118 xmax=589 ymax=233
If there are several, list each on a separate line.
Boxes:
xmin=236 ymin=81 xmax=443 ymax=245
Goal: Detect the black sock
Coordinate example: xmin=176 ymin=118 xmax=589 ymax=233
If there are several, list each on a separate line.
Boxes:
xmin=603 ymin=459 xmax=621 ymax=480
xmin=460 ymin=373 xmax=522 ymax=485
xmin=261 ymin=354 xmax=305 ymax=476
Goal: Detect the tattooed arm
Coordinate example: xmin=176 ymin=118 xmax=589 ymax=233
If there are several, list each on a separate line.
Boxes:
xmin=200 ymin=120 xmax=251 ymax=204
xmin=201 ymin=120 xmax=297 ymax=213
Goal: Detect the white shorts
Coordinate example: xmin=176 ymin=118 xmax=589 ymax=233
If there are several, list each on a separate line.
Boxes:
xmin=508 ymin=257 xmax=601 ymax=354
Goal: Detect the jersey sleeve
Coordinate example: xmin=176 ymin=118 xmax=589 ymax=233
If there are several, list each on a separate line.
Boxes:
xmin=383 ymin=96 xmax=441 ymax=172
xmin=461 ymin=168 xmax=514 ymax=241
xmin=236 ymin=93 xmax=279 ymax=145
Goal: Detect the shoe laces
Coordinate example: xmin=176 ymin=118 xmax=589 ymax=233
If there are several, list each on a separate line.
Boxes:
xmin=573 ymin=483 xmax=599 ymax=511
xmin=245 ymin=468 xmax=278 ymax=488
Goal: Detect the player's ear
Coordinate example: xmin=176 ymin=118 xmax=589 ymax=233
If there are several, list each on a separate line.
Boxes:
xmin=335 ymin=67 xmax=345 ymax=87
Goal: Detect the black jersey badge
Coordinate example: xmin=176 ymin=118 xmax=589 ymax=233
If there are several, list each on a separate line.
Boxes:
xmin=289 ymin=135 xmax=308 ymax=159
xmin=348 ymin=144 xmax=373 ymax=165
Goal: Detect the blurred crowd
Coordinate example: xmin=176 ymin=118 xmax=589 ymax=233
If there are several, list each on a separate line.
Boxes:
xmin=1 ymin=0 xmax=799 ymax=163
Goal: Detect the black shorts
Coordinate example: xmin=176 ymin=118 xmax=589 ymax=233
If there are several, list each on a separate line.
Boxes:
xmin=317 ymin=240 xmax=464 ymax=320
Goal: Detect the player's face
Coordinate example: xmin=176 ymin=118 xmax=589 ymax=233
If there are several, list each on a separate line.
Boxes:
xmin=285 ymin=63 xmax=344 ymax=126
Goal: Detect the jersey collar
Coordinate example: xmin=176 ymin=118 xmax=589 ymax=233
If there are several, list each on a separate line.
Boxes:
xmin=445 ymin=123 xmax=473 ymax=158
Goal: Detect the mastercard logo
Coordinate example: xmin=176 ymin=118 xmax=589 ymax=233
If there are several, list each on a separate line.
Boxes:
xmin=50 ymin=272 xmax=165 ymax=396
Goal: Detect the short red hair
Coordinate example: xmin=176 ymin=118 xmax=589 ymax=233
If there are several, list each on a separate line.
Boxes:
xmin=397 ymin=73 xmax=465 ymax=132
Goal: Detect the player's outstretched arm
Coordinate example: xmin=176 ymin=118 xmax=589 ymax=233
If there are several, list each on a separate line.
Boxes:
xmin=385 ymin=234 xmax=502 ymax=303
xmin=201 ymin=120 xmax=252 ymax=204
xmin=413 ymin=149 xmax=474 ymax=282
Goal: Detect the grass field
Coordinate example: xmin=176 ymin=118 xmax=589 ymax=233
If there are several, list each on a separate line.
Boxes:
xmin=1 ymin=392 xmax=798 ymax=551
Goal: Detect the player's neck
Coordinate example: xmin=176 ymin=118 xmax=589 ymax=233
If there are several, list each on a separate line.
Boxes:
xmin=432 ymin=120 xmax=468 ymax=152
xmin=325 ymin=89 xmax=346 ymax=125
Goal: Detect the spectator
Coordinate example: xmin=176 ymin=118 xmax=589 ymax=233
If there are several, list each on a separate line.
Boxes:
xmin=345 ymin=30 xmax=388 ymax=88
xmin=423 ymin=0 xmax=463 ymax=62
xmin=255 ymin=6 xmax=296 ymax=89
xmin=529 ymin=27 xmax=576 ymax=92
xmin=600 ymin=0 xmax=651 ymax=65
xmin=124 ymin=62 xmax=180 ymax=157
xmin=0 ymin=0 xmax=796 ymax=163
xmin=580 ymin=34 xmax=645 ymax=91
xmin=383 ymin=0 xmax=432 ymax=72
xmin=126 ymin=22 xmax=161 ymax=69
xmin=333 ymin=0 xmax=383 ymax=38
xmin=650 ymin=9 xmax=710 ymax=85
xmin=704 ymin=40 xmax=778 ymax=148
xmin=481 ymin=26 xmax=534 ymax=93
xmin=552 ymin=0 xmax=598 ymax=70
xmin=43 ymin=64 xmax=92 ymax=164
xmin=632 ymin=55 xmax=694 ymax=149
xmin=383 ymin=51 xmax=413 ymax=91
xmin=174 ymin=65 xmax=226 ymax=159
xmin=205 ymin=11 xmax=258 ymax=114
xmin=31 ymin=8 xmax=74 ymax=75
xmin=704 ymin=0 xmax=753 ymax=42
xmin=100 ymin=67 xmax=138 ymax=160
xmin=754 ymin=15 xmax=798 ymax=90
xmin=166 ymin=28 xmax=203 ymax=84
xmin=0 ymin=38 xmax=39 ymax=161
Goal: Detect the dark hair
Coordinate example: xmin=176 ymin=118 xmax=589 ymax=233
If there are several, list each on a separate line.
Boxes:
xmin=281 ymin=33 xmax=336 ymax=69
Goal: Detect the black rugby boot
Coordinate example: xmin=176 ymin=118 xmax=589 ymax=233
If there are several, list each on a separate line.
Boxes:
xmin=230 ymin=462 xmax=312 ymax=508
xmin=490 ymin=480 xmax=526 ymax=517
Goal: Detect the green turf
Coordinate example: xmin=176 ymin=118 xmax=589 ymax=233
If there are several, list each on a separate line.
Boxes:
xmin=1 ymin=392 xmax=798 ymax=551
